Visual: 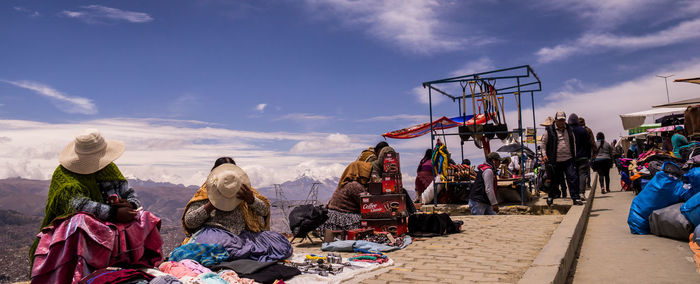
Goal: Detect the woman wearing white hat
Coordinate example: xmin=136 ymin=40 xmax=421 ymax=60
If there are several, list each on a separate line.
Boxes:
xmin=181 ymin=158 xmax=293 ymax=262
xmin=29 ymin=129 xmax=163 ymax=284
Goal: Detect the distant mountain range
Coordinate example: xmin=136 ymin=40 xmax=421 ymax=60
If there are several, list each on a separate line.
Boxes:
xmin=0 ymin=174 xmax=339 ymax=225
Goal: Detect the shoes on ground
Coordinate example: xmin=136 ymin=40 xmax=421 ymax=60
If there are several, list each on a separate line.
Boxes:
xmin=546 ymin=198 xmax=554 ymax=206
xmin=581 ymin=196 xmax=586 ymax=201
xmin=573 ymin=200 xmax=584 ymax=206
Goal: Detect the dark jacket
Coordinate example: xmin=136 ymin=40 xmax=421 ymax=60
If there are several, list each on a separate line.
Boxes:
xmin=470 ymin=163 xmax=496 ymax=205
xmin=571 ymin=125 xmax=591 ymax=161
xmin=544 ymin=124 xmax=576 ymax=164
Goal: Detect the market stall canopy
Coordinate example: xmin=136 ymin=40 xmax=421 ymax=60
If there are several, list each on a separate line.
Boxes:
xmin=652 ymin=97 xmax=700 ymax=108
xmin=496 ymin=142 xmax=535 ymax=157
xmin=619 ymin=107 xmax=686 ymax=130
xmin=647 ymin=125 xmax=683 ymax=133
xmin=382 ymin=114 xmax=491 ymax=139
xmin=673 ymin=77 xmax=700 ymax=85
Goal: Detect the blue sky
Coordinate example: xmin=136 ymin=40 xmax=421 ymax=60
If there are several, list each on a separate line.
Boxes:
xmin=1 ymin=0 xmax=699 ymax=187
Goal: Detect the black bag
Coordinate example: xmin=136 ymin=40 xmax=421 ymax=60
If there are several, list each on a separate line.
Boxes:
xmin=536 ymin=164 xmax=555 ymax=194
xmin=407 ymin=213 xmax=461 ymax=237
xmin=288 ymin=204 xmax=328 ymax=238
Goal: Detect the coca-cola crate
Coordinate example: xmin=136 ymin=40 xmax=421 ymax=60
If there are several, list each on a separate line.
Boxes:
xmin=381 ymin=174 xmax=402 ymax=194
xmin=360 ymin=217 xmax=408 ymax=236
xmin=346 ymin=228 xmax=374 ymax=240
xmin=383 ymin=152 xmax=400 ymax=174
xmin=361 ymin=194 xmax=407 ymax=218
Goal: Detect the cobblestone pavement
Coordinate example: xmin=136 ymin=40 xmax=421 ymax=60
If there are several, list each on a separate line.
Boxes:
xmin=294 ymin=215 xmax=563 ymax=283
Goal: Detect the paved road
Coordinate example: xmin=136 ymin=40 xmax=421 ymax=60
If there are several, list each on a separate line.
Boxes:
xmin=295 ymin=215 xmax=563 ymax=283
xmin=571 ymin=172 xmax=700 ymax=283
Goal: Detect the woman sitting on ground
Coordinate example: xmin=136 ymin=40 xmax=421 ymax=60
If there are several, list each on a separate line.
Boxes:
xmin=323 ymin=157 xmax=373 ymax=231
xmin=182 ymin=157 xmax=292 ymax=262
xmin=30 ymin=130 xmax=162 ymax=284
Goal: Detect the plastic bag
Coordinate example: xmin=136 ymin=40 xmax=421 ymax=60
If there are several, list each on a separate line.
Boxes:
xmin=649 ymin=203 xmax=694 ymax=241
xmin=628 ymin=162 xmax=686 ymax=234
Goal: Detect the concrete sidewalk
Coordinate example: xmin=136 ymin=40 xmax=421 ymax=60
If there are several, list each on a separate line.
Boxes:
xmin=571 ymin=172 xmax=699 ymax=283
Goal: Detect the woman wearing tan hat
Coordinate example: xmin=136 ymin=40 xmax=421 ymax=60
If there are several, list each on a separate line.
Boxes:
xmin=181 ymin=158 xmax=293 ymax=262
xmin=29 ymin=129 xmax=163 ymax=284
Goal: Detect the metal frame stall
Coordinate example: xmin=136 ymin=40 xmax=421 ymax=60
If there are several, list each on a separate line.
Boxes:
xmin=421 ymin=65 xmax=542 ymax=206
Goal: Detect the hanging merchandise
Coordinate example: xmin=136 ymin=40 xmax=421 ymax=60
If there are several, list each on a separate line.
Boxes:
xmin=432 ymin=143 xmax=451 ymax=181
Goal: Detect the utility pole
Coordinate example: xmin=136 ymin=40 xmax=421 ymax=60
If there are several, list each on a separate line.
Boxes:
xmin=656 ymin=74 xmax=673 ymax=103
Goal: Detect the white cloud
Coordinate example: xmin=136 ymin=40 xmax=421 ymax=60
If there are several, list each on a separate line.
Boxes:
xmin=358 ymin=114 xmax=429 ymax=123
xmin=450 ymin=57 xmax=496 ymax=77
xmin=515 ymin=59 xmax=700 ymax=141
xmin=60 ymin=5 xmax=153 ymax=24
xmin=255 ymin=103 xmax=267 ymax=112
xmin=290 ymin=133 xmax=365 ymax=153
xmin=14 ymin=6 xmax=40 ymax=18
xmin=303 ymin=0 xmax=495 ymax=54
xmin=1 ymin=80 xmax=97 ymax=115
xmin=537 ymin=18 xmax=700 ymax=63
xmin=278 ymin=113 xmax=331 ymax=121
xmin=0 ymin=118 xmax=376 ymax=187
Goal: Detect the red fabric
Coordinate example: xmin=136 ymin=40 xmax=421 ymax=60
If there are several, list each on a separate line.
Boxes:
xmin=31 ymin=211 xmax=163 ymax=284
xmin=78 ymin=268 xmax=154 ymax=284
xmin=415 ymin=163 xmax=434 ymax=196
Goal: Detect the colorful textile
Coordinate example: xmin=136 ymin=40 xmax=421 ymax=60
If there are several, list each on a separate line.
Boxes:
xmin=191 ymin=226 xmax=293 ymax=262
xmin=211 ymin=260 xmax=276 ymax=275
xmin=78 ymin=268 xmax=154 ymax=284
xmin=182 ymin=184 xmax=270 ymax=243
xmin=218 ymin=270 xmax=256 ymax=284
xmin=196 ymin=272 xmax=229 ymax=284
xmin=30 ymin=163 xmax=126 ymax=265
xmin=432 ymin=144 xmax=450 ymax=180
xmin=169 ymin=243 xmax=230 ymax=267
xmin=150 ymin=275 xmax=183 ymax=284
xmin=158 ymin=261 xmax=198 ymax=279
xmin=382 ymin=115 xmax=490 ymax=139
xmin=31 ymin=211 xmax=163 ymax=284
xmin=237 ymin=264 xmax=301 ymax=284
xmin=179 ymin=259 xmax=212 ymax=275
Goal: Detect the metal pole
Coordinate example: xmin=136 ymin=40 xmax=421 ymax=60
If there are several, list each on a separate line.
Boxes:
xmin=656 ymin=74 xmax=673 ymax=103
xmin=517 ymin=78 xmax=525 ymax=205
xmin=531 ymin=91 xmax=537 ymax=164
xmin=429 ymin=86 xmax=438 ymax=206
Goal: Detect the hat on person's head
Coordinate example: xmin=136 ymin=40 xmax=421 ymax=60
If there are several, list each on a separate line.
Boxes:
xmin=540 ymin=116 xmax=554 ymax=126
xmin=578 ymin=117 xmax=586 ymax=126
xmin=675 ymin=126 xmax=684 ymax=132
xmin=487 ymin=152 xmax=501 ymax=163
xmin=555 ymin=111 xmax=567 ymax=121
xmin=58 ymin=129 xmax=125 ymax=174
xmin=207 ymin=163 xmax=251 ymax=211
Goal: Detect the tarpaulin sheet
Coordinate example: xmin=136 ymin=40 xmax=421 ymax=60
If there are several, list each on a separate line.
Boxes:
xmin=382 ymin=114 xmax=490 ymax=139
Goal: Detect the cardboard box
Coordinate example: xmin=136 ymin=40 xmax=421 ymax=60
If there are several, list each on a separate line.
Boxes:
xmin=361 ymin=194 xmax=407 ymax=218
xmin=383 ymin=152 xmax=400 ymax=173
xmin=360 ymin=218 xmax=408 ymax=236
xmin=368 ymin=182 xmax=383 ymax=195
xmin=381 ymin=174 xmax=402 ymax=194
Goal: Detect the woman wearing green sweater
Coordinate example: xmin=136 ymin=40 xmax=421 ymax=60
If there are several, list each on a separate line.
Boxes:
xmin=29 ymin=130 xmax=163 ymax=284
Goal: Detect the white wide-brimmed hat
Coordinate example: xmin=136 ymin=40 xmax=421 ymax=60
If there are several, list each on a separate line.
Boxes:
xmin=58 ymin=129 xmax=125 ymax=174
xmin=207 ymin=163 xmax=251 ymax=211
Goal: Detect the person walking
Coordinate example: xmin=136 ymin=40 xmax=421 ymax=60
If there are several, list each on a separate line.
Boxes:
xmin=579 ymin=117 xmax=597 ymax=189
xmin=592 ymin=132 xmax=614 ymax=193
xmin=469 ymin=152 xmax=501 ymax=215
xmin=541 ymin=111 xmax=583 ymax=206
xmin=569 ymin=114 xmax=593 ymax=201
